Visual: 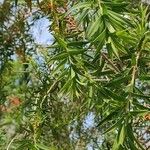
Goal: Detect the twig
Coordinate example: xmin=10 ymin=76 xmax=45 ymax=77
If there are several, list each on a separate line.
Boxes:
xmin=130 ymin=35 xmax=145 ymax=90
xmin=6 ymin=135 xmax=17 ymax=150
xmin=101 ymin=53 xmax=120 ymax=73
xmin=40 ymin=81 xmax=58 ymax=108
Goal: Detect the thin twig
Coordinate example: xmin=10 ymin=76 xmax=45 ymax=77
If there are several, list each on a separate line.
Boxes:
xmin=101 ymin=53 xmax=120 ymax=73
xmin=40 ymin=81 xmax=58 ymax=108
xmin=6 ymin=135 xmax=17 ymax=150
xmin=131 ymin=35 xmax=145 ymax=89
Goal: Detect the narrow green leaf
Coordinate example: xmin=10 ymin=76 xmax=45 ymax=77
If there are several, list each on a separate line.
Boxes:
xmin=103 ymin=117 xmax=123 ymax=134
xmin=133 ymin=94 xmax=150 ymax=101
xmin=59 ymin=79 xmax=72 ymax=94
xmin=51 ymin=52 xmax=68 ymax=60
xmin=112 ymin=124 xmax=126 ymax=150
xmin=109 ymin=15 xmax=126 ymax=29
xmin=103 ymin=88 xmax=125 ymax=102
xmin=67 ymin=41 xmax=88 ymax=47
xmin=93 ymin=28 xmax=106 ymax=43
xmin=57 ymin=70 xmax=68 ymax=81
xmin=118 ymin=124 xmax=126 ymax=145
xmin=76 ymin=79 xmax=87 ymax=86
xmin=130 ymin=110 xmax=149 ymax=116
xmin=127 ymin=124 xmax=145 ymax=150
xmin=51 ymin=59 xmax=67 ymax=76
xmin=36 ymin=143 xmax=55 ymax=150
xmin=97 ymin=110 xmax=120 ymax=127
xmin=67 ymin=48 xmax=85 ymax=55
xmin=87 ymin=16 xmax=103 ymax=38
xmin=54 ymin=36 xmax=67 ymax=48
xmin=67 ymin=2 xmax=91 ymax=13
xmin=104 ymin=2 xmax=129 ymax=8
xmin=132 ymin=102 xmax=150 ymax=111
xmin=139 ymin=75 xmax=150 ymax=80
xmin=116 ymin=30 xmax=137 ymax=44
xmin=108 ymin=10 xmax=133 ymax=27
xmin=111 ymin=35 xmax=127 ymax=54
xmin=110 ymin=39 xmax=119 ymax=58
xmin=105 ymin=20 xmax=115 ymax=33
xmin=77 ymin=9 xmax=89 ymax=25
xmin=128 ymin=137 xmax=138 ymax=150
xmin=105 ymin=76 xmax=129 ymax=87
xmin=70 ymin=68 xmax=76 ymax=79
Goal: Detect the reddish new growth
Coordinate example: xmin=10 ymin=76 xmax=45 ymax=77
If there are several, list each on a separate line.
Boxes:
xmin=9 ymin=96 xmax=21 ymax=106
xmin=144 ymin=114 xmax=150 ymax=121
xmin=0 ymin=96 xmax=22 ymax=113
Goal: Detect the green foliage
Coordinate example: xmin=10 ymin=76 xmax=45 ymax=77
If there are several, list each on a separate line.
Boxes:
xmin=0 ymin=0 xmax=150 ymax=149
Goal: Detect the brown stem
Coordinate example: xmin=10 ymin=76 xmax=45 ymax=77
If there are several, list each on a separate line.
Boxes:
xmin=101 ymin=53 xmax=120 ymax=73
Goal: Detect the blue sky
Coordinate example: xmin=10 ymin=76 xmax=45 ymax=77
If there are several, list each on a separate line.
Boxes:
xmin=30 ymin=17 xmax=53 ymax=45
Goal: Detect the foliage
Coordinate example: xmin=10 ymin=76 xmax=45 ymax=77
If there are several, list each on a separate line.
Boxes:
xmin=0 ymin=0 xmax=150 ymax=149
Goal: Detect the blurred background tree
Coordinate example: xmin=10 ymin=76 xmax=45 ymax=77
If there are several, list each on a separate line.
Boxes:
xmin=0 ymin=0 xmax=150 ymax=150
